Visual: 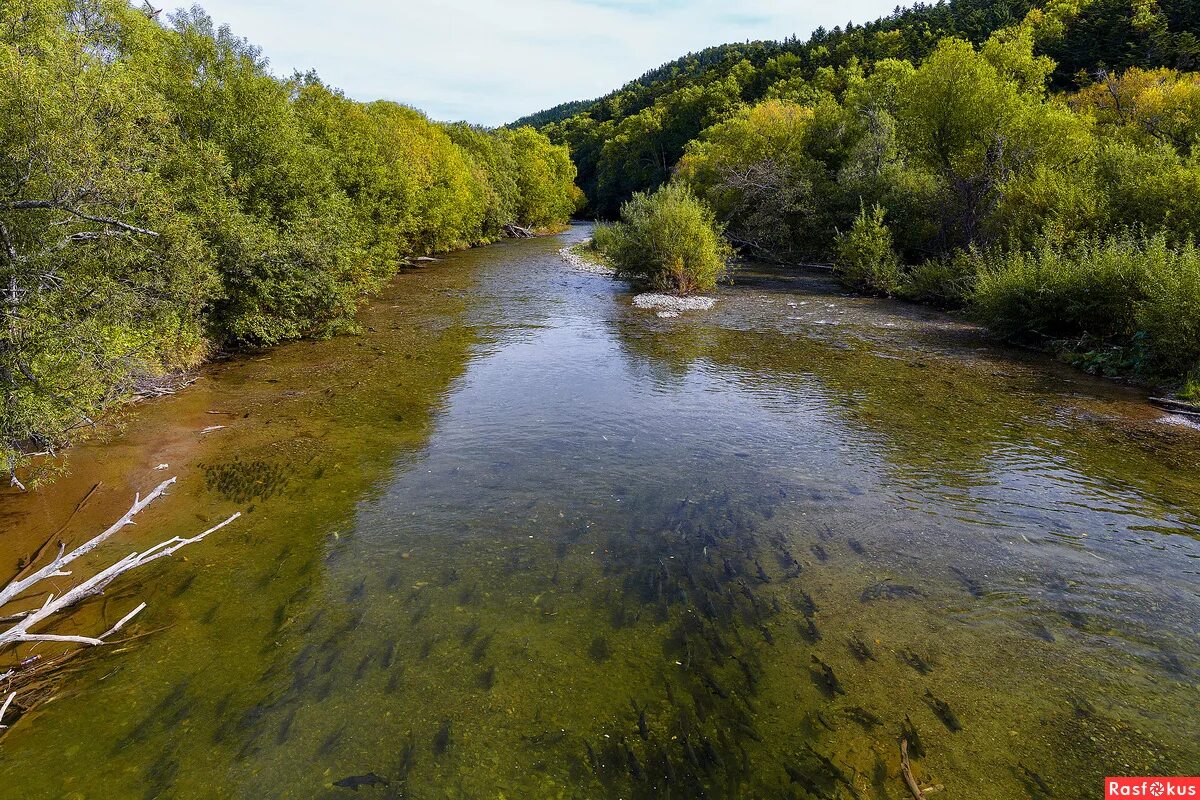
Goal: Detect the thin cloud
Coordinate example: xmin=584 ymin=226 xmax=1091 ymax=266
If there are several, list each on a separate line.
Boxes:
xmin=181 ymin=0 xmax=902 ymax=126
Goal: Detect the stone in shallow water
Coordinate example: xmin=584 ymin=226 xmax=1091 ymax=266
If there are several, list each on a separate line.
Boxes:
xmin=632 ymin=293 xmax=717 ymax=313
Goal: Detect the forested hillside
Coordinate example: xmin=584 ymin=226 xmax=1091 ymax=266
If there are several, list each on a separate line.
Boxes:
xmin=534 ymin=0 xmax=1200 ymax=395
xmin=524 ymin=0 xmax=1198 ymax=217
xmin=0 ymin=0 xmax=579 ymax=480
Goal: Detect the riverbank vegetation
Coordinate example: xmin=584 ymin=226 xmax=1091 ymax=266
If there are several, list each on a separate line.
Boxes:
xmin=0 ymin=0 xmax=579 ymax=481
xmin=593 ymin=184 xmax=732 ymax=294
xmin=529 ymin=0 xmax=1200 ymax=393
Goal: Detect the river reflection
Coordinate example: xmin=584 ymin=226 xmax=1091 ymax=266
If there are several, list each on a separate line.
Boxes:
xmin=0 ymin=225 xmax=1196 ymax=799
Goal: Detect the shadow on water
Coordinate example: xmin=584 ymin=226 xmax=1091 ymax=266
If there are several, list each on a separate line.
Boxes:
xmin=0 ymin=227 xmax=1196 ymax=799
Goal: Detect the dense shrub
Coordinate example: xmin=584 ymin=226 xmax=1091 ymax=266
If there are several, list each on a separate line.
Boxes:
xmin=1182 ymin=372 xmax=1200 ymax=402
xmin=1135 ymin=240 xmax=1200 ymax=376
xmin=594 ymin=184 xmax=732 ymax=294
xmin=899 ymin=250 xmax=979 ymax=308
xmin=972 ymin=233 xmax=1200 ymax=380
xmin=972 ymin=234 xmax=1148 ymax=341
xmin=833 ymin=206 xmax=902 ymax=296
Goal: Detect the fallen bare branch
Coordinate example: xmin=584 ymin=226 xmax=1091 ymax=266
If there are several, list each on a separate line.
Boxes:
xmin=901 ymin=739 xmax=924 ymax=800
xmin=504 ymin=223 xmax=536 ymax=238
xmin=0 ymin=480 xmax=240 ymax=735
xmin=900 ymin=739 xmax=943 ymax=799
xmin=0 ymin=511 xmax=239 ymax=650
xmin=0 ymin=478 xmax=176 ymax=609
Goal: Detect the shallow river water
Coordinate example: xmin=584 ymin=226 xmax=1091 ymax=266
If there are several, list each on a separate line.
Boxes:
xmin=0 ymin=224 xmax=1197 ymax=799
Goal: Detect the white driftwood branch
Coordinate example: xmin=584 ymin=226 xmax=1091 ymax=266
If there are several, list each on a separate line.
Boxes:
xmin=0 ymin=479 xmax=240 ymax=733
xmin=100 ymin=602 xmax=147 ymax=640
xmin=0 ymin=478 xmax=176 ymax=608
xmin=0 ymin=692 xmax=14 ymax=729
xmin=0 ymin=511 xmax=239 ymax=650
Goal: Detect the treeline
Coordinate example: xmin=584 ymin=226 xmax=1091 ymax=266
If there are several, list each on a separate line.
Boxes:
xmin=527 ymin=0 xmax=1197 ymax=217
xmin=0 ymin=0 xmax=580 ymax=479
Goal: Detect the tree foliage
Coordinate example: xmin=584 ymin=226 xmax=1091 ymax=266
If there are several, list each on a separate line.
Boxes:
xmin=0 ymin=0 xmax=578 ymax=477
xmin=525 ymin=0 xmax=1196 ymax=217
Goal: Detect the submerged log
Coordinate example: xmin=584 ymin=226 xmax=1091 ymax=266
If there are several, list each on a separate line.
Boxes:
xmin=900 ymin=738 xmax=943 ymax=799
xmin=1149 ymin=397 xmax=1200 ymax=417
xmin=901 ymin=739 xmax=925 ymax=800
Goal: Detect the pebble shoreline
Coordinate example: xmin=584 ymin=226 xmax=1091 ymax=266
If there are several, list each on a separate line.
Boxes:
xmin=631 ymin=294 xmax=717 ymax=318
xmin=558 ymin=241 xmax=614 ymax=276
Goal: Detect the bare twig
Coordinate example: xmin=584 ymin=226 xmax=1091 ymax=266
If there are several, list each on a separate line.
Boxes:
xmin=0 ymin=692 xmax=14 ymax=729
xmin=12 ymin=482 xmax=102 ymax=583
xmin=2 ymin=201 xmax=159 ymax=238
xmin=99 ymin=602 xmax=146 ymax=640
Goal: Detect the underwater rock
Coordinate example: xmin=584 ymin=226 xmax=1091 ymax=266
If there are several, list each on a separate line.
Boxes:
xmin=333 ymin=772 xmax=389 ymax=791
xmin=860 ymin=581 xmax=925 ymax=602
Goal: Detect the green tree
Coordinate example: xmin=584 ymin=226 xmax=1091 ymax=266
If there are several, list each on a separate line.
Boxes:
xmin=500 ymin=127 xmax=578 ymax=229
xmin=834 ymin=205 xmax=903 ymax=295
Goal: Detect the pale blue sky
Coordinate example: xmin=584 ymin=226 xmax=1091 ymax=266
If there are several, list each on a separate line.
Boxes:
xmin=183 ymin=1 xmax=903 ymax=126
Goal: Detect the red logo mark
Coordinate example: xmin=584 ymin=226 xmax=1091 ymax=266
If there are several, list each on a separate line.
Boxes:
xmin=1107 ymin=778 xmax=1200 ymax=798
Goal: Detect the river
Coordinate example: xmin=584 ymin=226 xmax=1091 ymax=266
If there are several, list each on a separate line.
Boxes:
xmin=0 ymin=224 xmax=1197 ymax=799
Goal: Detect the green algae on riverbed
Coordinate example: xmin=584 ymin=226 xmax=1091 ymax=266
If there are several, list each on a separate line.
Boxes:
xmin=0 ymin=226 xmax=1197 ymax=799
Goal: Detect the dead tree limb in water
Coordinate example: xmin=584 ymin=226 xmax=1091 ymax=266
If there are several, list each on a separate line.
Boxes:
xmin=11 ymin=482 xmax=101 ymax=583
xmin=0 ymin=478 xmax=239 ymax=732
xmin=0 ymin=478 xmax=178 ymax=609
xmin=504 ymin=223 xmax=536 ymax=238
xmin=901 ymin=738 xmax=925 ymax=799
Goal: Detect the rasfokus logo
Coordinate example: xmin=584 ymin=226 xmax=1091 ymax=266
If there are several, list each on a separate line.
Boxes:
xmin=1107 ymin=778 xmax=1200 ymax=798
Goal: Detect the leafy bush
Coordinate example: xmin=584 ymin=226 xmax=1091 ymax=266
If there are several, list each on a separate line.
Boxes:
xmin=972 ymin=234 xmax=1148 ymax=341
xmin=834 ymin=205 xmax=902 ymax=296
xmin=1181 ymin=371 xmax=1200 ymax=402
xmin=594 ymin=183 xmax=732 ymax=294
xmin=1135 ymin=238 xmax=1200 ymax=376
xmin=972 ymin=233 xmax=1200 ymax=379
xmin=899 ymin=250 xmax=979 ymax=308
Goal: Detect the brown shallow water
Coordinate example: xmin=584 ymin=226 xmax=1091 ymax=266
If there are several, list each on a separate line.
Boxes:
xmin=0 ymin=223 xmax=1197 ymax=799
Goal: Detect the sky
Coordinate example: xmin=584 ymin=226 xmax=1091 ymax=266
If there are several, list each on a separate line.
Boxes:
xmin=183 ymin=0 xmax=903 ymax=126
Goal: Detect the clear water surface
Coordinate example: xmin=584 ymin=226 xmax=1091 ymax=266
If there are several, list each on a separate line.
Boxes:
xmin=0 ymin=224 xmax=1196 ymax=799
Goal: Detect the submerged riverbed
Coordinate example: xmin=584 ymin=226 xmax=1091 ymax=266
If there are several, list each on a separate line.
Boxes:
xmin=0 ymin=224 xmax=1197 ymax=799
